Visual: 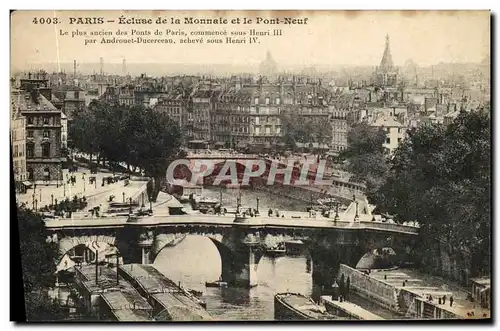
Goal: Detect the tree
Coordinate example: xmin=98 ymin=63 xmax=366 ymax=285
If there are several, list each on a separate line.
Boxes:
xmin=341 ymin=123 xmax=390 ymax=198
xmin=16 ymin=204 xmax=66 ymax=321
xmin=70 ymin=102 xmax=183 ymax=201
xmin=281 ymin=110 xmax=332 ymax=148
xmin=374 ymin=110 xmax=491 ymax=277
xmin=17 ymin=204 xmax=58 ymax=291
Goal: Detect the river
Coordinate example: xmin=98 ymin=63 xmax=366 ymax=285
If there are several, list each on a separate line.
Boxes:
xmin=153 ymin=187 xmax=402 ymax=321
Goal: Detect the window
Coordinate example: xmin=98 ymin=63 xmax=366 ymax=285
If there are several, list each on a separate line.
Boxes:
xmin=26 ymin=143 xmax=34 ymax=158
xmin=42 ymin=142 xmax=51 ymax=158
xmin=27 ymin=117 xmax=33 ymax=125
xmin=75 ymin=91 xmax=80 ymax=99
xmin=43 ymin=117 xmax=49 ymax=125
xmin=27 ymin=130 xmax=34 ymax=138
xmin=254 ymin=97 xmax=259 ymax=105
xmin=265 ymin=97 xmax=270 ymax=105
xmin=276 ymin=127 xmax=281 ymax=134
xmin=14 ymin=145 xmax=18 ymax=157
xmin=255 ymin=117 xmax=259 ymax=125
xmin=386 ymin=137 xmax=391 ymax=144
xmin=398 ymin=138 xmax=402 ymax=143
xmin=265 ymin=127 xmax=271 ymax=135
xmin=43 ymin=130 xmax=50 ymax=138
xmin=276 ymin=98 xmax=281 ymax=105
xmin=255 ymin=127 xmax=260 ymax=135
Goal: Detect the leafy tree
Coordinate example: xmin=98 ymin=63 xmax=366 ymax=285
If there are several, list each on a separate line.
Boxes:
xmin=121 ymin=106 xmax=183 ymax=200
xmin=281 ymin=110 xmax=332 ymax=148
xmin=341 ymin=123 xmax=390 ymax=197
xmin=25 ymin=291 xmax=67 ymax=321
xmin=16 ymin=204 xmax=66 ymax=320
xmin=70 ymin=102 xmax=183 ymax=201
xmin=374 ymin=110 xmax=491 ymax=277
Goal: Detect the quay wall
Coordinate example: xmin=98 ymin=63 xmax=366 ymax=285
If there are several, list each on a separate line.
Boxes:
xmin=254 ymin=184 xmax=355 ymax=206
xmin=338 ymin=264 xmax=399 ymax=312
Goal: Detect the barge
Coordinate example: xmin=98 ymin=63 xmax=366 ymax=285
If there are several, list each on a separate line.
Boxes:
xmin=274 ymin=293 xmax=338 ymax=320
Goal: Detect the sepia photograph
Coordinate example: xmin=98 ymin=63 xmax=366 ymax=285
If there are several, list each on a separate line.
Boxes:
xmin=9 ymin=9 xmax=491 ymax=322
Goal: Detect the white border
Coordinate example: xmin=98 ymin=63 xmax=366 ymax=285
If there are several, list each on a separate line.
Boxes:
xmin=2 ymin=1 xmax=498 ymax=331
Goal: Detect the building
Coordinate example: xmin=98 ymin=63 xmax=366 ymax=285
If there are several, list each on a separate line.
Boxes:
xmin=330 ymin=107 xmax=350 ymax=152
xmin=470 ymin=277 xmax=490 ymax=309
xmin=190 ymin=82 xmax=222 ymax=142
xmin=11 ymin=92 xmax=27 ymax=183
xmin=61 ymin=112 xmax=68 ymax=150
xmin=370 ymin=115 xmax=406 ymax=154
xmin=15 ymin=72 xmax=65 ymax=184
xmin=52 ymin=84 xmax=86 ymax=121
xmin=259 ymin=51 xmax=278 ymax=79
xmin=373 ymin=35 xmax=399 ymax=88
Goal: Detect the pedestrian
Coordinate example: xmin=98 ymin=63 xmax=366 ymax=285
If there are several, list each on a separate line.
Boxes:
xmin=450 ymin=296 xmax=453 ymax=307
xmin=438 ymin=298 xmax=442 ymax=304
xmin=268 ymin=208 xmax=273 ymax=217
xmin=442 ymin=295 xmax=446 ymax=305
xmin=384 ymin=274 xmax=387 ymax=280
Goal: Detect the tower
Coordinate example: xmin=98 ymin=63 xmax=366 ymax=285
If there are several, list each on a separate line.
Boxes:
xmin=373 ymin=34 xmax=398 ymax=88
xmin=100 ymin=57 xmax=104 ymax=75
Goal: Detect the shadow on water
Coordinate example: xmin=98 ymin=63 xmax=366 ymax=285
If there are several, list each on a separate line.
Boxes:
xmin=154 ymin=235 xmax=314 ymax=320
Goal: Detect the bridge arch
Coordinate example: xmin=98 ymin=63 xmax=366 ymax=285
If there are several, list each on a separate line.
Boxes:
xmin=57 ymin=234 xmax=118 ymax=263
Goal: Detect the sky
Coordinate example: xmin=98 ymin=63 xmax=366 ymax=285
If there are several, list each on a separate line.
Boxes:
xmin=10 ymin=10 xmax=490 ymax=70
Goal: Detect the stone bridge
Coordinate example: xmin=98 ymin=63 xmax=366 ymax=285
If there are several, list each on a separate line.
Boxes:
xmin=45 ymin=213 xmax=419 ymax=288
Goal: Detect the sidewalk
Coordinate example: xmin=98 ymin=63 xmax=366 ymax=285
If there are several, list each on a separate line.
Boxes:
xmin=15 ymin=168 xmax=127 ymax=210
xmin=371 ymin=268 xmax=490 ymax=319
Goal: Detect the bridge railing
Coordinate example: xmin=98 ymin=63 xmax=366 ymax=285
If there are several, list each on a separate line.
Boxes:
xmin=359 ymin=221 xmax=419 ymax=234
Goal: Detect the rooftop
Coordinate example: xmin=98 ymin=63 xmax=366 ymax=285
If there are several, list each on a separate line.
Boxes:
xmin=101 ymin=290 xmax=152 ymax=311
xmin=371 ymin=115 xmax=406 ymax=128
xmin=11 ymin=89 xmax=58 ymax=112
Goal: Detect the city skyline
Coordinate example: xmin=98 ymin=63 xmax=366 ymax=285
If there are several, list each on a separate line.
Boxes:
xmin=11 ymin=10 xmax=490 ymax=72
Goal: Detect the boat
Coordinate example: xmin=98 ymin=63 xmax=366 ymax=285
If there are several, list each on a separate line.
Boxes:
xmin=285 ymin=239 xmax=304 ymax=256
xmin=274 ymin=293 xmax=339 ymax=320
xmin=205 ymin=280 xmax=228 ymax=288
xmin=188 ymin=289 xmax=204 ymax=297
xmin=265 ymin=242 xmax=287 ymax=258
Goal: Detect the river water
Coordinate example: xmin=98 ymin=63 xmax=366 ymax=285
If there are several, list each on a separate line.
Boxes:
xmin=154 ymin=187 xmax=401 ymax=320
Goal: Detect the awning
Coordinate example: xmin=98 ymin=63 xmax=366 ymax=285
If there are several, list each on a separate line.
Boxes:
xmin=22 ymin=181 xmax=33 ymax=187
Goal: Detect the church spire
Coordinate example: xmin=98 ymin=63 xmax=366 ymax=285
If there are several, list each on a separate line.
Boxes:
xmin=379 ymin=34 xmax=394 ymax=71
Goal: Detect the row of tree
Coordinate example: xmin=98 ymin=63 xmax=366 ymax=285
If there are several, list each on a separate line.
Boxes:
xmin=281 ymin=111 xmax=333 ymax=147
xmin=341 ymin=107 xmax=491 ymax=277
xmin=69 ymin=101 xmax=183 ymax=200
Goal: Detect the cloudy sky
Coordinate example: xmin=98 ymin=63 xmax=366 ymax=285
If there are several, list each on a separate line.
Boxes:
xmin=11 ymin=10 xmax=490 ymax=70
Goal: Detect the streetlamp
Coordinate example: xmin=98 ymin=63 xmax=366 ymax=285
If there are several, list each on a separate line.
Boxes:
xmin=51 ymin=194 xmax=54 ymax=207
xmin=34 ymin=199 xmax=38 ymax=211
xmin=354 ymin=201 xmax=360 ymax=222
xmin=39 ymin=188 xmax=42 ymax=202
xmin=141 ymin=193 xmax=145 ymax=208
xmin=32 ymin=193 xmax=35 ymax=210
xmin=256 ymin=197 xmax=260 ymax=214
xmin=82 ymin=173 xmax=86 ymax=192
xmin=122 ymin=192 xmax=125 ymax=203
xmin=149 ymin=198 xmax=153 ymax=214
xmin=334 ymin=201 xmax=340 ymax=221
xmin=129 ymin=197 xmax=133 ymax=214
